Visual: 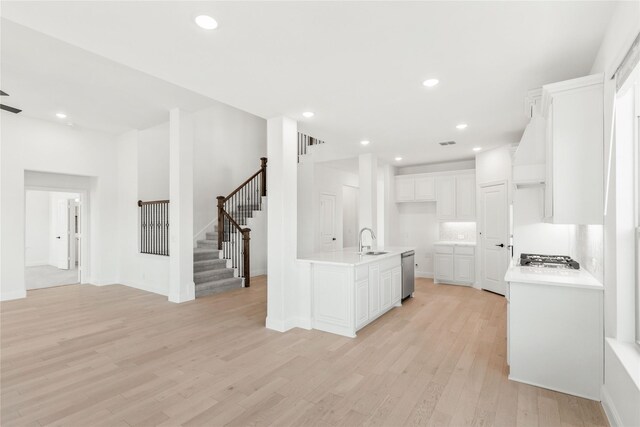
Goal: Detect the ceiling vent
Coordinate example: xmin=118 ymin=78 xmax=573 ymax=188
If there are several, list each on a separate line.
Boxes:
xmin=438 ymin=141 xmax=456 ymax=146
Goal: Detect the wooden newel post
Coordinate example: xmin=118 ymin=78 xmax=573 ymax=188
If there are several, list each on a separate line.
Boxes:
xmin=242 ymin=228 xmax=251 ymax=287
xmin=216 ymin=196 xmax=225 ymax=250
xmin=260 ymin=157 xmax=267 ymax=197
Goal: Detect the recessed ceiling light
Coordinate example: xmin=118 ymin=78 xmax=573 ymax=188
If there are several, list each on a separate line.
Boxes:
xmin=56 ymin=112 xmax=67 ymax=119
xmin=422 ymin=78 xmax=439 ymax=88
xmin=302 ymin=111 xmax=314 ymax=118
xmin=360 ymin=140 xmax=370 ymax=146
xmin=456 ymin=123 xmax=468 ymax=130
xmin=473 ymin=147 xmax=482 ymax=152
xmin=395 ymin=156 xmax=403 ymax=161
xmin=195 ymin=15 xmax=218 ymax=30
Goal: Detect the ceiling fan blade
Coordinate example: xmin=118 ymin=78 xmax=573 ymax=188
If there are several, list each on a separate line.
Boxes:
xmin=0 ymin=104 xmax=22 ymax=114
xmin=0 ymin=90 xmax=9 ymax=96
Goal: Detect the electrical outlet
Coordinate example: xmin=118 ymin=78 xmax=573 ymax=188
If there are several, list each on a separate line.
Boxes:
xmin=458 ymin=234 xmax=465 ymax=240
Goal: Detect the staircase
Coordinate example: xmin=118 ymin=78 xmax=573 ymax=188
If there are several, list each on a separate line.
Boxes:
xmin=193 ymin=226 xmax=243 ymax=297
xmin=193 ymin=158 xmax=267 ymax=298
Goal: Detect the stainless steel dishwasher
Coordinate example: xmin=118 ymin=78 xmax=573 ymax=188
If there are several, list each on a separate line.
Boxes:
xmin=401 ymin=250 xmax=415 ymax=300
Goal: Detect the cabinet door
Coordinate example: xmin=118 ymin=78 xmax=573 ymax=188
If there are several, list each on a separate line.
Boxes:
xmin=355 ymin=279 xmax=369 ymax=328
xmin=395 ymin=178 xmax=415 ymax=202
xmin=456 ymin=174 xmax=476 ymax=220
xmin=368 ymin=264 xmax=380 ymax=318
xmin=414 ymin=176 xmax=435 ymax=201
xmin=454 ymin=255 xmax=475 ymax=284
xmin=436 ymin=176 xmax=456 ymax=220
xmin=392 ymin=266 xmax=402 ymax=303
xmin=434 ymin=254 xmax=454 ymax=281
xmin=380 ymin=269 xmax=393 ymax=310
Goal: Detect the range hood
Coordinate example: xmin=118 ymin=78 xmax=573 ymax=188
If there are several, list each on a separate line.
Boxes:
xmin=513 ymin=112 xmax=546 ymax=188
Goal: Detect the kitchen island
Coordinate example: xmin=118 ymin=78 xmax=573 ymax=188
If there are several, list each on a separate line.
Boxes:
xmin=298 ymin=247 xmax=414 ymax=337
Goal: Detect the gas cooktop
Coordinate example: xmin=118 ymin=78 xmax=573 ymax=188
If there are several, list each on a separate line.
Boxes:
xmin=519 ymin=253 xmax=580 ymax=270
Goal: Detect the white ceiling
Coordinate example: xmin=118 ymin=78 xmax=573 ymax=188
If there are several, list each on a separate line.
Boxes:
xmin=1 ymin=1 xmax=615 ymax=163
xmin=0 ymin=20 xmax=219 ymax=134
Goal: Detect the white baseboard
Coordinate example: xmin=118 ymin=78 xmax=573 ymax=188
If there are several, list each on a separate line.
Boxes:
xmin=601 ymin=385 xmax=622 ymax=427
xmin=416 ymin=271 xmax=433 ymax=278
xmin=120 ymin=280 xmax=169 ymax=297
xmin=251 ymin=269 xmax=267 ymax=277
xmin=0 ymin=289 xmax=27 ymax=301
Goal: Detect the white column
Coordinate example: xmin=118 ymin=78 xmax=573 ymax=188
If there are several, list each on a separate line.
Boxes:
xmin=266 ymin=116 xmax=300 ymax=331
xmin=359 ymin=153 xmax=378 ymax=247
xmin=168 ymin=108 xmax=195 ymax=303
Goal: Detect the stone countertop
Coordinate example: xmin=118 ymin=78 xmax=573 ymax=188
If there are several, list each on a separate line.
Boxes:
xmin=434 ymin=241 xmax=477 ymax=246
xmin=297 ymin=247 xmax=415 ymax=267
xmin=504 ymin=262 xmax=603 ymax=291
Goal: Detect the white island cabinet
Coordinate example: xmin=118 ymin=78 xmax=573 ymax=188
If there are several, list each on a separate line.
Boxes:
xmin=505 ymin=265 xmax=603 ymax=400
xmin=298 ymin=248 xmax=412 ymax=338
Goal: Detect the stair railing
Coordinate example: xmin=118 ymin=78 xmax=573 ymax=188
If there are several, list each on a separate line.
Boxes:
xmin=298 ymin=132 xmax=325 ymax=162
xmin=138 ymin=199 xmax=170 ymax=256
xmin=216 ymin=157 xmax=267 ymax=287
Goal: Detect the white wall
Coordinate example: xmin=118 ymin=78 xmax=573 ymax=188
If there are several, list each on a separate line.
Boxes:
xmin=117 ymin=130 xmax=170 ymax=296
xmin=24 ymin=190 xmax=50 ymax=266
xmin=589 ymin=2 xmax=640 ymax=425
xmin=138 ymin=121 xmax=169 ymax=201
xmin=397 ymin=159 xmax=476 ymax=175
xmin=297 ymin=162 xmax=359 ymax=255
xmin=192 ymin=102 xmax=267 ymax=241
xmin=396 ymin=202 xmax=438 ymax=276
xmin=1 ymin=113 xmax=119 ymax=301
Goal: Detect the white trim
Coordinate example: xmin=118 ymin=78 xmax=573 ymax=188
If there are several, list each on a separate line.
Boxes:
xmin=415 ymin=270 xmax=433 ymax=278
xmin=601 ymin=385 xmax=623 ymax=427
xmin=0 ymin=289 xmax=27 ymax=301
xmin=507 ymin=375 xmax=600 ymax=401
xmin=119 ymin=280 xmax=169 ymax=297
xmin=194 ymin=217 xmax=217 ymax=242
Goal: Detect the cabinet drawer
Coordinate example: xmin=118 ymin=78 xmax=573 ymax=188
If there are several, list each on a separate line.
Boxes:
xmin=434 ymin=245 xmax=454 ymax=254
xmin=454 ymin=246 xmax=475 ymax=256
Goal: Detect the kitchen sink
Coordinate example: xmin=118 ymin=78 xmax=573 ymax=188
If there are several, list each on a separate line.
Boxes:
xmin=364 ymin=251 xmax=388 ymax=256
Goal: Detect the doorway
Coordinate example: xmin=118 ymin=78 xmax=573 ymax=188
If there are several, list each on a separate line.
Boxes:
xmin=479 ymin=182 xmax=509 ymax=295
xmin=25 ymin=190 xmax=82 ymax=290
xmin=319 ymin=193 xmax=337 ymax=251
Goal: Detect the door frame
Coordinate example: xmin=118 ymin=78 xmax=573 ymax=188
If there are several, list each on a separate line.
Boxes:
xmin=478 ymin=180 xmax=510 ymax=293
xmin=24 ymin=186 xmax=88 ymax=285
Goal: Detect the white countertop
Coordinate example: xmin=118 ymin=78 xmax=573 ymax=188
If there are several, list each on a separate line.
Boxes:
xmin=435 ymin=241 xmax=476 ymax=246
xmin=297 ymin=247 xmax=414 ymax=266
xmin=504 ymin=262 xmax=603 ymax=291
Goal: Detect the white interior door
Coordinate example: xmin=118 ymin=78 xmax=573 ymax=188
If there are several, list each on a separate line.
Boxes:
xmin=320 ymin=193 xmax=337 ymax=251
xmin=480 ymin=183 xmax=509 ymax=295
xmin=55 ymin=199 xmax=70 ymax=269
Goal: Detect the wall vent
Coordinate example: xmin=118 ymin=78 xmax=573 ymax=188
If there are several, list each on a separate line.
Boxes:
xmin=438 ymin=141 xmax=456 ymax=146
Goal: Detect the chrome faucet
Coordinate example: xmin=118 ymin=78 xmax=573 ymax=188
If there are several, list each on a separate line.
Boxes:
xmin=358 ymin=227 xmax=377 ymax=253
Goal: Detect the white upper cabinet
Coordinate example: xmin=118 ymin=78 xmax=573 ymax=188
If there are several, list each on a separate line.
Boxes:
xmin=395 ymin=170 xmax=476 ymax=221
xmin=455 ymin=174 xmax=476 ymax=220
xmin=436 ymin=176 xmax=456 ymax=219
xmin=394 ymin=175 xmax=435 ymax=202
xmin=414 ymin=176 xmax=436 ymax=201
xmin=541 ymin=74 xmax=604 ymax=225
xmin=395 ymin=177 xmax=415 ymax=202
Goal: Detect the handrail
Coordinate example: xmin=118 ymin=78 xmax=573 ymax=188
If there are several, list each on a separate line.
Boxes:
xmin=216 ymin=157 xmax=267 ymax=287
xmin=138 ymin=199 xmax=169 ymax=206
xmin=223 ymin=168 xmax=263 ymax=203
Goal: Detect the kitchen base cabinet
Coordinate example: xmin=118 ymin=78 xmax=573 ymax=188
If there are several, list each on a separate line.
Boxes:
xmin=434 ymin=244 xmax=475 ymax=286
xmin=507 ymin=281 xmax=603 ymax=400
xmin=309 ymin=255 xmax=402 ymax=338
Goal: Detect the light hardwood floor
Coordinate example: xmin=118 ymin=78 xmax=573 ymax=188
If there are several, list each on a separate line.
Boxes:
xmin=0 ymin=277 xmax=608 ymax=427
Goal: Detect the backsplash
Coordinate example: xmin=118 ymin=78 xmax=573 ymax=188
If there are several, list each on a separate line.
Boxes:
xmin=439 ymin=222 xmax=476 ymax=242
xmin=570 ymin=224 xmax=604 ymax=283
